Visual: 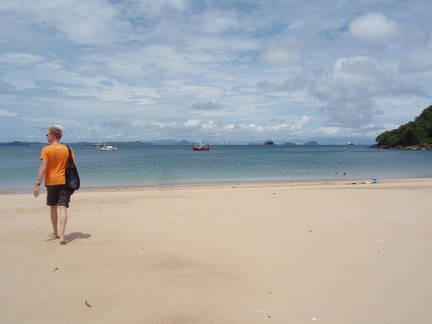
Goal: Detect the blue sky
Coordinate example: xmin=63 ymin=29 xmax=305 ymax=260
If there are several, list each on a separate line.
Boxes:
xmin=1 ymin=0 xmax=431 ymax=144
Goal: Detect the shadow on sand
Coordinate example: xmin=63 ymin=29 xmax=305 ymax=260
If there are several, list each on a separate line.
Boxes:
xmin=65 ymin=232 xmax=92 ymax=242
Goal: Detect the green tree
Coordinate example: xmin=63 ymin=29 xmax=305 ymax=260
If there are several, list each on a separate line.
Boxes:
xmin=375 ymin=105 xmax=432 ymax=147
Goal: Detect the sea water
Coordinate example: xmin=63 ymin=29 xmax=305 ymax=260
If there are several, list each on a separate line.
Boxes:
xmin=1 ymin=144 xmax=431 ymax=191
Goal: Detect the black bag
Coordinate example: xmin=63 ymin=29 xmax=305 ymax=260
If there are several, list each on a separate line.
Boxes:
xmin=65 ymin=146 xmax=80 ymax=192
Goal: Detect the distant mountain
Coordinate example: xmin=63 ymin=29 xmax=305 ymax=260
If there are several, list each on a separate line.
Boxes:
xmin=0 ymin=141 xmax=42 ymax=146
xmin=152 ymin=139 xmax=195 ymax=145
xmin=178 ymin=140 xmax=195 ymax=146
xmin=304 ymin=141 xmax=319 ymax=145
xmin=282 ymin=141 xmax=319 ymax=145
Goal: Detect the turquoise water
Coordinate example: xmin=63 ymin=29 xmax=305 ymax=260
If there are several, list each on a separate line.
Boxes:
xmin=1 ymin=144 xmax=431 ymax=191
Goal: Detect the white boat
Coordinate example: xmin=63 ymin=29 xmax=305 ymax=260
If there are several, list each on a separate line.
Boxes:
xmin=97 ymin=141 xmax=117 ymax=151
xmin=99 ymin=145 xmax=117 ymax=151
xmin=96 ymin=130 xmax=118 ymax=151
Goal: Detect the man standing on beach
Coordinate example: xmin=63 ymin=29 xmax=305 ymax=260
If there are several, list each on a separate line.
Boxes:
xmin=33 ymin=126 xmax=77 ymax=245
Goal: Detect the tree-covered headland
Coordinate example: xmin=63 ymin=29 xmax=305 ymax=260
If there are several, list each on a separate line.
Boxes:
xmin=373 ymin=104 xmax=432 ymax=150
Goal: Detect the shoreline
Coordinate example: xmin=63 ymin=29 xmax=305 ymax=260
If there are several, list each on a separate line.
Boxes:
xmin=2 ymin=176 xmax=432 ymax=195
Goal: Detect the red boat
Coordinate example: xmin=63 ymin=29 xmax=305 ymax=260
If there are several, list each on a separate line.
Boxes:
xmin=193 ymin=142 xmax=210 ymax=150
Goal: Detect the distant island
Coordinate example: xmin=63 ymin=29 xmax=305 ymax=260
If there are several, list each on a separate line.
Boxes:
xmin=372 ymin=104 xmax=432 ymax=150
xmin=0 ymin=140 xmax=337 ymax=146
xmin=282 ymin=141 xmax=319 ymax=145
xmin=0 ymin=141 xmax=46 ymax=147
xmin=1 ymin=139 xmax=366 ymax=147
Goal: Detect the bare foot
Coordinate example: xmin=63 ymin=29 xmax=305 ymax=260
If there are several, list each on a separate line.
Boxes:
xmin=49 ymin=233 xmax=60 ymax=239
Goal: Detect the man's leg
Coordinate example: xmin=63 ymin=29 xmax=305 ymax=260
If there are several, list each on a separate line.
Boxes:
xmin=50 ymin=205 xmax=59 ymax=238
xmin=58 ymin=206 xmax=68 ymax=243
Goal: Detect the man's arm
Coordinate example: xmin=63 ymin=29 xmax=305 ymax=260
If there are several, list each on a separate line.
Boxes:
xmin=33 ymin=159 xmax=48 ymax=197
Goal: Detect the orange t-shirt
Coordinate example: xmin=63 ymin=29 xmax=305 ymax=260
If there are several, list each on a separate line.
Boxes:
xmin=40 ymin=144 xmax=75 ymax=186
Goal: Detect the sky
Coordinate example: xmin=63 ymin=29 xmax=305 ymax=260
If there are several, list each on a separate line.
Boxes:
xmin=1 ymin=0 xmax=431 ymax=144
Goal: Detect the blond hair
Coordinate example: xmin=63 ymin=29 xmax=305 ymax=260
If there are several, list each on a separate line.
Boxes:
xmin=48 ymin=126 xmax=63 ymax=140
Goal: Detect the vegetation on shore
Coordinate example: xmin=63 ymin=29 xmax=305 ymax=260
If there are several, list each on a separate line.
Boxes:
xmin=374 ymin=105 xmax=432 ymax=150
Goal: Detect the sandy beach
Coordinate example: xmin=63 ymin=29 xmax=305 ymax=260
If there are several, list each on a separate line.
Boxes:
xmin=1 ymin=178 xmax=431 ymax=323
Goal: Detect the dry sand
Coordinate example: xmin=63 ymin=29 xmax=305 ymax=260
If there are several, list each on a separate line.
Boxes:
xmin=1 ymin=179 xmax=432 ymax=323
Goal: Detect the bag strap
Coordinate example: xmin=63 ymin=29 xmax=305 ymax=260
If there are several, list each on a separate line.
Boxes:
xmin=66 ymin=146 xmax=77 ymax=169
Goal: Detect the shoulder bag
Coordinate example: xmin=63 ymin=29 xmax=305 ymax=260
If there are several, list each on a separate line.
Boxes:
xmin=65 ymin=146 xmax=80 ymax=193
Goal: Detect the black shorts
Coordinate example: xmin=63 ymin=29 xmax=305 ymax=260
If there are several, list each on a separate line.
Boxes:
xmin=46 ymin=185 xmax=71 ymax=207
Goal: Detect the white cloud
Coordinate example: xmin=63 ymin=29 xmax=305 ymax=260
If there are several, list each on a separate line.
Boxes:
xmin=184 ymin=120 xmax=201 ymax=127
xmin=200 ymin=10 xmax=240 ymax=34
xmin=0 ymin=52 xmax=44 ymax=65
xmin=259 ymin=56 xmax=429 ymax=128
xmin=0 ymin=108 xmax=18 ymax=117
xmin=260 ymin=36 xmax=301 ymax=66
xmin=349 ymin=12 xmax=401 ymax=49
xmin=313 ymin=56 xmax=391 ymax=101
xmin=295 ymin=115 xmax=310 ymax=129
